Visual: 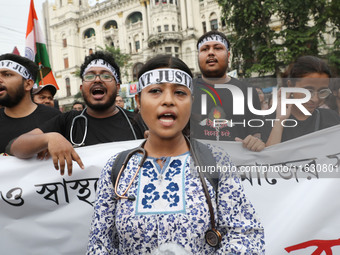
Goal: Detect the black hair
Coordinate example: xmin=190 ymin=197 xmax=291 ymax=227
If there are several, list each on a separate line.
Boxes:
xmin=0 ymin=53 xmax=39 ymax=81
xmin=72 ymin=101 xmax=85 ymax=108
xmin=79 ymin=51 xmax=121 ymax=83
xmin=288 ymin=55 xmax=331 ymax=83
xmin=138 ymin=54 xmax=193 ymax=79
xmin=281 ymin=56 xmax=332 ymax=87
xmin=196 ymin=30 xmax=230 ymax=50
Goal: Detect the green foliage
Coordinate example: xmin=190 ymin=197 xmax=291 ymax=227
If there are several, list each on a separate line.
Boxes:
xmin=98 ymin=45 xmax=132 ymax=82
xmin=217 ymin=0 xmax=335 ymax=77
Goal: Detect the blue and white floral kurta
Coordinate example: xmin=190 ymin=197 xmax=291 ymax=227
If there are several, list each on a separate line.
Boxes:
xmin=87 ymin=145 xmax=265 ymax=254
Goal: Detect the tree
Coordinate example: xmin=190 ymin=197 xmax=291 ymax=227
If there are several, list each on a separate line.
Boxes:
xmin=217 ymin=0 xmax=330 ymax=77
xmin=325 ymin=0 xmax=340 ymax=75
xmin=97 ymin=45 xmax=132 ymax=82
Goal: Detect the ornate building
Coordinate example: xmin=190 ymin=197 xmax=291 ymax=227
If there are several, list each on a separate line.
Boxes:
xmin=43 ymin=0 xmax=225 ymax=107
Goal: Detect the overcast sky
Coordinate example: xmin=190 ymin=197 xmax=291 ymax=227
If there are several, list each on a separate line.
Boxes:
xmin=0 ymin=0 xmax=101 ymax=55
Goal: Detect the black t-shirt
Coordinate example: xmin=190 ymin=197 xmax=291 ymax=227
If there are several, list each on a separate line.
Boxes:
xmin=38 ymin=108 xmax=144 ymax=147
xmin=191 ymin=77 xmax=262 ymax=141
xmin=0 ymin=104 xmax=61 ymax=153
xmin=261 ymin=108 xmax=340 ymax=143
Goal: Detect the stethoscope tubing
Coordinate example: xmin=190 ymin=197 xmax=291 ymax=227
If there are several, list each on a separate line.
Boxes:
xmin=113 ymin=137 xmax=221 ymax=247
xmin=70 ymin=106 xmax=137 ymax=147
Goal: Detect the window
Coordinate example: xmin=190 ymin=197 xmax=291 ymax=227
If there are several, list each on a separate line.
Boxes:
xmin=63 ymin=38 xmax=67 ymax=48
xmin=209 ymin=13 xmax=218 ymax=31
xmin=65 ymin=78 xmax=71 ymax=97
xmin=84 ymin=28 xmax=95 ymax=38
xmin=127 ymin=12 xmax=142 ymax=24
xmin=172 ymin=25 xmax=176 ymax=31
xmin=129 ymin=43 xmax=132 ymax=53
xmin=157 ymin=26 xmax=161 ymax=32
xmin=104 ymin=20 xmax=118 ymax=30
xmin=210 ymin=19 xmax=218 ymax=30
xmin=133 ymin=63 xmax=143 ymax=81
xmin=202 ymin=21 xmax=207 ymax=34
xmin=135 ymin=41 xmax=140 ymax=51
xmin=175 ymin=47 xmax=179 ymax=53
xmin=165 ymin=47 xmax=172 ymax=53
xmin=164 ymin=25 xmax=169 ymax=31
xmin=64 ymin=57 xmax=69 ymax=69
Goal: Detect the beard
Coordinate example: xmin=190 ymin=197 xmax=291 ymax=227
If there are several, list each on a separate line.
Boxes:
xmin=82 ymin=89 xmax=117 ymax=111
xmin=0 ymin=81 xmax=26 ymax=107
xmin=200 ymin=66 xmax=228 ymax=79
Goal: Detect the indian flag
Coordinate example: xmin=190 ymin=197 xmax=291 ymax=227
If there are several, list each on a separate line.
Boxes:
xmin=25 ymin=0 xmax=59 ymax=89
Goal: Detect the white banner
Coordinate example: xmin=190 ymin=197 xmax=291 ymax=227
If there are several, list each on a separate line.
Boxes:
xmin=1 ymin=126 xmax=340 ymax=254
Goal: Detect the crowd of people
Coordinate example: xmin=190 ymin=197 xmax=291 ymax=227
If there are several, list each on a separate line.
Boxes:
xmin=1 ymin=29 xmax=339 ymax=254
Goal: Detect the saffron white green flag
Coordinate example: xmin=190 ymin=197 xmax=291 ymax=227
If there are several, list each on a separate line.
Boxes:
xmin=25 ymin=0 xmax=59 ymax=89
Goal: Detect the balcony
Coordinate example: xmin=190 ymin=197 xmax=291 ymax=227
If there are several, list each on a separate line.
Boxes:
xmin=148 ymin=32 xmax=183 ymax=47
xmin=126 ymin=21 xmax=143 ymax=32
xmin=103 ymin=27 xmax=118 ymax=40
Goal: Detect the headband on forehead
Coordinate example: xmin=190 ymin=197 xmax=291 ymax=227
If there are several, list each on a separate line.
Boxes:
xmin=82 ymin=59 xmax=120 ymax=83
xmin=138 ymin=68 xmax=193 ymax=93
xmin=0 ymin=60 xmax=33 ymax=80
xmin=197 ymin=34 xmax=229 ymax=51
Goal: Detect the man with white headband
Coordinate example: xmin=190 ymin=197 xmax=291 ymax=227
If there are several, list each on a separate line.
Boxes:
xmin=0 ymin=53 xmax=60 ymax=154
xmin=10 ymin=51 xmax=145 ymax=175
xmin=192 ymin=31 xmax=265 ymax=152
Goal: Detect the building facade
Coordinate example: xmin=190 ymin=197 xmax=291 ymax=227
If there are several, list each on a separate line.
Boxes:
xmin=43 ymin=0 xmax=225 ymax=107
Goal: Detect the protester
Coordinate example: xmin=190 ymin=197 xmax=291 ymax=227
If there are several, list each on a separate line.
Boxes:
xmin=87 ymin=54 xmax=265 ymax=254
xmin=192 ymin=31 xmax=265 ymax=151
xmin=115 ymin=94 xmax=125 ymax=108
xmin=72 ymin=101 xmax=85 ymax=111
xmin=263 ymin=55 xmax=340 ymax=146
xmin=9 ymin=51 xmax=144 ymax=175
xmin=0 ymin=53 xmax=60 ymax=154
xmin=32 ymin=84 xmax=57 ymax=108
xmin=324 ymin=78 xmax=340 ymax=115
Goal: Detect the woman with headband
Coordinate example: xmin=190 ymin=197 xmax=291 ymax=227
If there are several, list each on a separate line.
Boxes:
xmin=87 ymin=55 xmax=264 ymax=254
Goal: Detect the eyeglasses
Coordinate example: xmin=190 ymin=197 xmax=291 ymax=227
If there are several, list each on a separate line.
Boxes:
xmin=306 ymin=88 xmax=332 ymax=99
xmin=83 ymin=73 xmax=114 ymax=82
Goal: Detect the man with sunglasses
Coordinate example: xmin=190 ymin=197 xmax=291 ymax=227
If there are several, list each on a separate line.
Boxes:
xmin=9 ymin=51 xmax=144 ymax=175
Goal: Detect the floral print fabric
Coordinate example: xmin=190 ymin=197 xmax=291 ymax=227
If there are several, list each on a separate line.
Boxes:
xmin=87 ymin=145 xmax=265 ymax=254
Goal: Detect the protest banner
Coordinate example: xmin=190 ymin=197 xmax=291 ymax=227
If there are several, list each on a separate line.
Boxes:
xmin=1 ymin=126 xmax=340 ymax=254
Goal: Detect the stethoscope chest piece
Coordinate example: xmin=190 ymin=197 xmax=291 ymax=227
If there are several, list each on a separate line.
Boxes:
xmin=205 ymin=228 xmax=222 ymax=248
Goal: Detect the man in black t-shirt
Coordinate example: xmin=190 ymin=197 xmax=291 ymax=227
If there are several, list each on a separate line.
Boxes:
xmin=10 ymin=51 xmax=144 ymax=175
xmin=0 ymin=53 xmax=60 ymax=154
xmin=191 ymin=31 xmax=265 ymax=151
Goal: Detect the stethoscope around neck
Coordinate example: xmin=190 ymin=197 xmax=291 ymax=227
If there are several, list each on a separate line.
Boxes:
xmin=69 ymin=106 xmax=137 ymax=147
xmin=113 ymin=137 xmax=222 ymax=248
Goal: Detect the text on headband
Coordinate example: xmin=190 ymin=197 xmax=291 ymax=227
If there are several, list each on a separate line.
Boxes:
xmin=83 ymin=59 xmax=120 ymax=83
xmin=0 ymin=60 xmax=33 ymax=80
xmin=138 ymin=68 xmax=193 ymax=93
xmin=197 ymin=34 xmax=229 ymax=51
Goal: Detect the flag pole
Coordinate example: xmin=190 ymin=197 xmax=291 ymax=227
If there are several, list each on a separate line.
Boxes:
xmin=39 ymin=64 xmax=44 ymax=85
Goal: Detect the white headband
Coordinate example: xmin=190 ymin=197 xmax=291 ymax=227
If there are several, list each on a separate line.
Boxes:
xmin=83 ymin=59 xmax=120 ymax=83
xmin=138 ymin=68 xmax=193 ymax=93
xmin=0 ymin=60 xmax=33 ymax=80
xmin=197 ymin=34 xmax=229 ymax=51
